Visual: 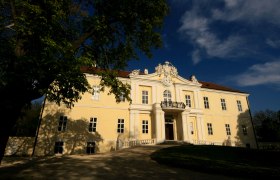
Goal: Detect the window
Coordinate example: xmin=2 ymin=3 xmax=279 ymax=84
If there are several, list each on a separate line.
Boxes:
xmin=207 ymin=123 xmax=213 ymax=135
xmin=142 ymin=120 xmax=148 ymax=134
xmin=225 ymin=124 xmax=231 ymax=135
xmin=142 ymin=91 xmax=148 ymax=104
xmin=163 ymin=90 xmax=172 ymax=102
xmin=58 ymin=116 xmax=67 ymax=131
xmin=86 ymin=142 xmax=95 ymax=154
xmin=92 ymin=85 xmax=100 ymax=100
xmin=203 ymin=97 xmax=209 ymax=109
xmin=119 ymin=93 xmax=125 ymax=102
xmin=54 ymin=141 xmax=64 ymax=154
xmin=89 ymin=117 xmax=97 ymax=132
xmin=237 ymin=100 xmax=243 ymax=112
xmin=185 ymin=95 xmax=191 ymax=107
xmin=221 ymin=98 xmax=227 ymax=110
xmin=117 ymin=119 xmax=124 ymax=133
xmin=190 ymin=122 xmax=194 ymax=135
xmin=242 ymin=125 xmax=248 ymax=135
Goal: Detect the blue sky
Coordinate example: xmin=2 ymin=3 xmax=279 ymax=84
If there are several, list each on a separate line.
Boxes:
xmin=128 ymin=0 xmax=280 ymax=113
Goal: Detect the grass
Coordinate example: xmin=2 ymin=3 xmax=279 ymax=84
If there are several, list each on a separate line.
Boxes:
xmin=151 ymin=145 xmax=280 ymax=179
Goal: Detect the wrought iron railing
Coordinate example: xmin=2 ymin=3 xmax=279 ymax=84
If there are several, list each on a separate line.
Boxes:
xmin=161 ymin=101 xmax=186 ymax=109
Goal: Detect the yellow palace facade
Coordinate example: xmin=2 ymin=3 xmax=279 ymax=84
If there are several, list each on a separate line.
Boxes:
xmin=35 ymin=61 xmax=257 ymax=155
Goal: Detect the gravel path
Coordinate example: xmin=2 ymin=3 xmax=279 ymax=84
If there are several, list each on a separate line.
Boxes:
xmin=0 ymin=145 xmax=242 ymax=180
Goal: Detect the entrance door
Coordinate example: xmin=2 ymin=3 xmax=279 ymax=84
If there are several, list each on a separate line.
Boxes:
xmin=165 ymin=123 xmax=174 ymax=140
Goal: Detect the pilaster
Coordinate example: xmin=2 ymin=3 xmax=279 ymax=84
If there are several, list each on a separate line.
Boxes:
xmin=181 ymin=112 xmax=190 ymax=142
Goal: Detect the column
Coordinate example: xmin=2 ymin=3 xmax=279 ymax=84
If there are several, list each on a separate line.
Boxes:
xmin=129 ymin=110 xmax=139 ymax=140
xmin=161 ymin=111 xmax=165 ymax=142
xmin=154 ymin=103 xmax=165 ymax=143
xmin=129 ymin=110 xmax=135 ymax=139
xmin=182 ymin=112 xmax=190 ymax=142
xmin=196 ymin=115 xmax=205 ymax=141
xmin=194 ymin=89 xmax=202 ymax=109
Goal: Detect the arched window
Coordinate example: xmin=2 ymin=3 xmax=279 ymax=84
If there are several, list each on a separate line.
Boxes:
xmin=163 ymin=90 xmax=172 ymax=102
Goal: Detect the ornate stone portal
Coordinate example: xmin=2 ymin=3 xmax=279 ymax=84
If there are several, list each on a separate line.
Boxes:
xmin=155 ymin=61 xmax=178 ymax=86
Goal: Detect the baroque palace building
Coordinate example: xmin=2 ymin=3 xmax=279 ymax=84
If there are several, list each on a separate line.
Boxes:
xmin=35 ymin=61 xmax=257 ymax=155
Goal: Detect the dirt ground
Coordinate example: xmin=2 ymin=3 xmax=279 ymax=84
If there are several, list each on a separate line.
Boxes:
xmin=0 ymin=145 xmax=243 ymax=180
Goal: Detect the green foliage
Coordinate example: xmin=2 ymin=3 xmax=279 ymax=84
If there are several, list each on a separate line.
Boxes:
xmin=0 ymin=0 xmax=168 ymax=162
xmin=254 ymin=110 xmax=280 ymax=142
xmin=0 ymin=0 xmax=168 ymax=107
xmin=10 ymin=102 xmax=42 ymax=137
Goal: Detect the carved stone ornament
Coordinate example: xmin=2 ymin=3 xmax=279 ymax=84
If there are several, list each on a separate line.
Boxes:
xmin=155 ymin=61 xmax=178 ymax=86
xmin=129 ymin=69 xmax=140 ymax=76
xmin=190 ymin=75 xmax=198 ymax=83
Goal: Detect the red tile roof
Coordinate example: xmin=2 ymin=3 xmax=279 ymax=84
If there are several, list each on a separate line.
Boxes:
xmin=80 ymin=66 xmax=133 ymax=78
xmin=81 ymin=67 xmax=245 ymax=94
xmin=199 ymin=81 xmax=245 ymax=93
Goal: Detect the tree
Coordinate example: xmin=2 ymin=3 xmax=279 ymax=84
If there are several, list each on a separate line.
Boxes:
xmin=10 ymin=101 xmax=42 ymax=137
xmin=253 ymin=110 xmax=280 ymax=142
xmin=0 ymin=0 xmax=168 ymax=164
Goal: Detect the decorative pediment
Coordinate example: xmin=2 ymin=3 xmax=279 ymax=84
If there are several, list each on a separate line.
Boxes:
xmin=155 ymin=61 xmax=178 ymax=86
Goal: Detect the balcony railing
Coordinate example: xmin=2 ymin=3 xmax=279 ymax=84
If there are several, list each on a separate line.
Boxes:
xmin=161 ymin=101 xmax=186 ymax=110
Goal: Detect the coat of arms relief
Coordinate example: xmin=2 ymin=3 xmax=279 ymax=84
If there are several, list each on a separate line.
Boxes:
xmin=155 ymin=61 xmax=178 ymax=86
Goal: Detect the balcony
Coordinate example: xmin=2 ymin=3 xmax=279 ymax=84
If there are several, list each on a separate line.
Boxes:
xmin=161 ymin=101 xmax=186 ymax=112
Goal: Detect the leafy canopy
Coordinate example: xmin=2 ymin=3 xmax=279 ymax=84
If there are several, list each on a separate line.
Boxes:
xmin=0 ymin=0 xmax=168 ymax=107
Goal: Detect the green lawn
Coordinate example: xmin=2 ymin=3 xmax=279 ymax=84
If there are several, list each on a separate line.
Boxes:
xmin=151 ymin=145 xmax=280 ymax=179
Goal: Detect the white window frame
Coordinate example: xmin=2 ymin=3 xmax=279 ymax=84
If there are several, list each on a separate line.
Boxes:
xmin=142 ymin=90 xmax=148 ymax=104
xmin=163 ymin=90 xmax=172 ymax=102
xmin=225 ymin=124 xmax=231 ymax=135
xmin=117 ymin=119 xmax=124 ymax=133
xmin=203 ymin=97 xmax=209 ymax=109
xmin=207 ymin=123 xmax=213 ymax=135
xmin=89 ymin=117 xmax=97 ymax=132
xmin=237 ymin=100 xmax=243 ymax=112
xmin=185 ymin=95 xmax=191 ymax=107
xmin=142 ymin=120 xmax=148 ymax=134
xmin=92 ymin=85 xmax=100 ymax=100
xmin=119 ymin=92 xmax=125 ymax=102
xmin=221 ymin=98 xmax=227 ymax=111
xmin=58 ymin=116 xmax=67 ymax=131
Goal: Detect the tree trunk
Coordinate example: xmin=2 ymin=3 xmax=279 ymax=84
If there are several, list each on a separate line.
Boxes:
xmin=0 ymin=102 xmax=24 ymax=165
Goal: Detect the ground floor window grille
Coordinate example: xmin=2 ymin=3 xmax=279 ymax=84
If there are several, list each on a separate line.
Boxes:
xmin=54 ymin=141 xmax=64 ymax=154
xmin=86 ymin=142 xmax=95 ymax=154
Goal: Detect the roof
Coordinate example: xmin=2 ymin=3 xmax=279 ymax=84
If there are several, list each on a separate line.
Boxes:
xmin=199 ymin=81 xmax=245 ymax=93
xmin=81 ymin=66 xmax=246 ymax=94
xmin=80 ymin=66 xmax=133 ymax=78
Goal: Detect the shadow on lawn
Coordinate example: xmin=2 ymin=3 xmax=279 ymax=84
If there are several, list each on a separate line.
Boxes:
xmin=0 ymin=146 xmax=231 ymax=180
